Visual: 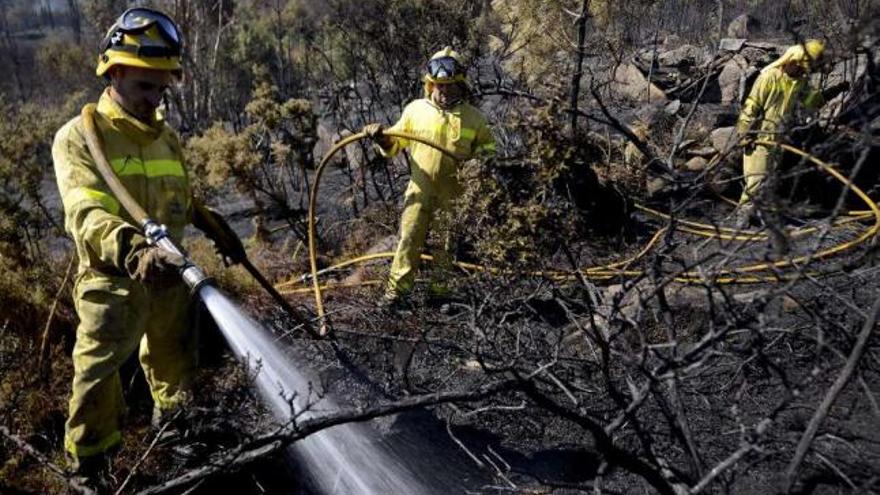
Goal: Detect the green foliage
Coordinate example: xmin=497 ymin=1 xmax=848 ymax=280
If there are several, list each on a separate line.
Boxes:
xmin=0 ymin=93 xmax=82 ymax=334
xmin=184 ymin=237 xmax=259 ymax=297
xmin=35 ymin=35 xmax=98 ymax=97
xmin=0 ymin=93 xmax=83 ymax=260
xmin=185 ymin=123 xmax=257 ymax=192
xmin=455 ymin=106 xmax=612 ymax=268
xmin=185 ymin=68 xmax=317 ymax=239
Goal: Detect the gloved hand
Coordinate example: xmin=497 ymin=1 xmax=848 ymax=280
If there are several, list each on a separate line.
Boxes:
xmin=363 ymin=123 xmax=384 ymax=138
xmin=125 ymin=237 xmax=186 ymax=289
xmin=192 ymin=203 xmax=247 ymax=266
xmin=740 ymin=136 xmax=757 ymax=154
xmin=362 ymin=123 xmax=392 ymax=149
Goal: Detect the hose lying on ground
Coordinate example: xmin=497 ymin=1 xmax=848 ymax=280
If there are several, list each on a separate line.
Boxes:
xmin=300 ymin=133 xmax=880 ymax=333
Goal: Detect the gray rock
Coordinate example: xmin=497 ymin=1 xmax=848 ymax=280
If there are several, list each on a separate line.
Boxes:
xmin=819 ymin=92 xmax=845 ymax=122
xmin=727 ymin=14 xmax=760 ymax=38
xmin=657 ymin=44 xmax=710 ymax=67
xmin=613 ymin=63 xmax=668 ymax=103
xmin=664 ymin=99 xmax=682 ymax=115
xmin=684 ymin=156 xmax=709 ymax=171
xmin=691 ymin=104 xmax=740 ymax=131
xmin=624 ymin=141 xmax=644 ymax=166
xmin=740 ymin=46 xmax=777 ymax=65
xmin=634 ymin=101 xmax=679 ymax=127
xmin=743 ymin=41 xmax=783 ymax=51
xmin=647 ymin=177 xmax=668 ymax=197
xmin=710 ymin=126 xmax=738 ymax=152
xmin=825 ymin=54 xmax=869 ymax=90
xmin=719 ymin=38 xmax=747 ymax=52
xmin=718 ymin=54 xmax=751 ymax=103
xmin=685 ymin=147 xmax=719 ymax=158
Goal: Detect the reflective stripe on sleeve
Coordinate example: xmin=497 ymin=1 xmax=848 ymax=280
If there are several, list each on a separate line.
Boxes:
xmin=65 ymin=187 xmax=121 ymax=215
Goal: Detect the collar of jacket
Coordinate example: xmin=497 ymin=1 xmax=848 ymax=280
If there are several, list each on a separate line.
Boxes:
xmin=96 ymin=89 xmax=165 ymax=146
xmin=428 ymin=94 xmax=464 ymax=112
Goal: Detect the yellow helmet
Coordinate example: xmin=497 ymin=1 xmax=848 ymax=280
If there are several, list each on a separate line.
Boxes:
xmin=96 ymin=8 xmax=183 ymax=77
xmin=765 ymin=39 xmax=825 ymax=74
xmin=424 ymin=46 xmax=467 ymax=84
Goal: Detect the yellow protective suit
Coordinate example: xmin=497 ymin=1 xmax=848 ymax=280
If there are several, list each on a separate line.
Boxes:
xmin=53 ymin=89 xmax=196 ymax=461
xmin=737 ymin=41 xmax=824 ymax=203
xmin=381 ymin=97 xmax=495 ymax=297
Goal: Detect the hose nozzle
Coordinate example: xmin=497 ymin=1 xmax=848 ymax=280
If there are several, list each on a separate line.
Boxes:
xmin=144 ymin=220 xmax=214 ymax=295
xmin=181 ymin=263 xmax=213 ymax=294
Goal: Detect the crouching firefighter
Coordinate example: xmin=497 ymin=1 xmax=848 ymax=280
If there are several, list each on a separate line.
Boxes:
xmin=362 ymin=47 xmax=496 ymax=311
xmin=52 ymin=7 xmax=245 ymax=484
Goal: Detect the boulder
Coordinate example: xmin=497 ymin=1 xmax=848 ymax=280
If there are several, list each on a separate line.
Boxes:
xmin=824 ymin=54 xmax=869 ymax=90
xmin=684 ymin=156 xmax=709 ymax=172
xmin=657 ymin=44 xmax=710 ymax=68
xmin=647 ymin=177 xmax=668 ymax=197
xmin=743 ymin=41 xmax=782 ymax=51
xmin=624 ymin=123 xmax=649 ymax=165
xmin=624 ymin=141 xmax=643 ymax=166
xmin=685 ymin=147 xmax=719 ymax=158
xmin=664 ymin=99 xmax=682 ymax=115
xmin=710 ymin=126 xmax=737 ymax=152
xmin=727 ymin=14 xmax=760 ymax=38
xmin=819 ymin=92 xmax=845 ymax=122
xmin=613 ymin=63 xmax=668 ymax=103
xmin=718 ymin=54 xmax=751 ymax=103
xmin=690 ymin=104 xmax=739 ymax=132
xmin=719 ymin=38 xmax=747 ymax=52
xmin=740 ymin=46 xmax=777 ymax=65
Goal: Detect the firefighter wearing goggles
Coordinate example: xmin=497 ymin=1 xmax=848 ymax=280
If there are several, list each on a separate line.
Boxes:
xmin=363 ymin=47 xmax=496 ymax=310
xmin=53 ymin=8 xmax=244 ymax=486
xmin=96 ymin=8 xmax=183 ymax=77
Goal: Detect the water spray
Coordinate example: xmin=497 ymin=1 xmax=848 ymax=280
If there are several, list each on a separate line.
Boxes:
xmin=81 ymin=104 xmax=435 ymax=493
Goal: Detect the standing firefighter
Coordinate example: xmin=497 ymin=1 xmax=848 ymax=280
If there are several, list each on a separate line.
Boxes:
xmin=733 ymin=40 xmax=825 ymax=227
xmin=363 ymin=47 xmax=496 ymax=310
xmin=53 ymin=8 xmax=243 ymax=484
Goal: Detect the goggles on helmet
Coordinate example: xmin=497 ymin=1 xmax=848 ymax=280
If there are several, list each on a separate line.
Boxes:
xmin=101 ymin=8 xmax=182 ymax=57
xmin=427 ymin=56 xmax=462 ymax=80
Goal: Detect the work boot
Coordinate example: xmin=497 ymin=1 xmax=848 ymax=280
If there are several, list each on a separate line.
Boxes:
xmin=151 ymin=406 xmax=203 ymax=459
xmin=377 ymin=293 xmax=412 ymax=314
xmin=731 ymin=203 xmax=759 ymax=229
xmin=152 ymin=406 xmax=189 ymax=443
xmin=68 ymin=452 xmax=112 ymax=493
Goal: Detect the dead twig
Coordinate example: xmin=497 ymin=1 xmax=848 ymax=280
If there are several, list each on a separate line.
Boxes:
xmin=783 ymin=293 xmax=880 ymax=491
xmin=38 ymin=256 xmax=74 ymax=378
xmin=0 ymin=425 xmax=96 ymax=495
xmin=134 ymin=379 xmax=516 ymax=494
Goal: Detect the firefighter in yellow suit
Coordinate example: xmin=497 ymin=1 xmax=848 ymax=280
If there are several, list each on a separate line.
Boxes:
xmin=734 ymin=40 xmax=825 ymax=227
xmin=363 ymin=47 xmax=496 ymax=309
xmin=53 ymin=8 xmax=244 ymax=483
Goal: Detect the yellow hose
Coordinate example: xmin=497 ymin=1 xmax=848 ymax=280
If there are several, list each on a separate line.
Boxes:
xmin=634 ymin=203 xmax=872 ymax=242
xmin=302 ymin=134 xmax=880 ymax=334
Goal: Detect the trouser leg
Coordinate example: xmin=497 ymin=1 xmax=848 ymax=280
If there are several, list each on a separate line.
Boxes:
xmin=387 ymin=188 xmax=434 ymax=298
xmin=739 ymin=145 xmax=773 ymax=204
xmin=65 ymin=283 xmax=143 ymax=461
xmin=428 ymin=208 xmax=456 ymax=296
xmin=139 ymin=284 xmax=196 ymax=415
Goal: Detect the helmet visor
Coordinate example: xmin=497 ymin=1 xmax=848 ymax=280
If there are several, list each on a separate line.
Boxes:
xmin=118 ymin=8 xmax=181 ymax=49
xmin=427 ymin=57 xmax=461 ymax=80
